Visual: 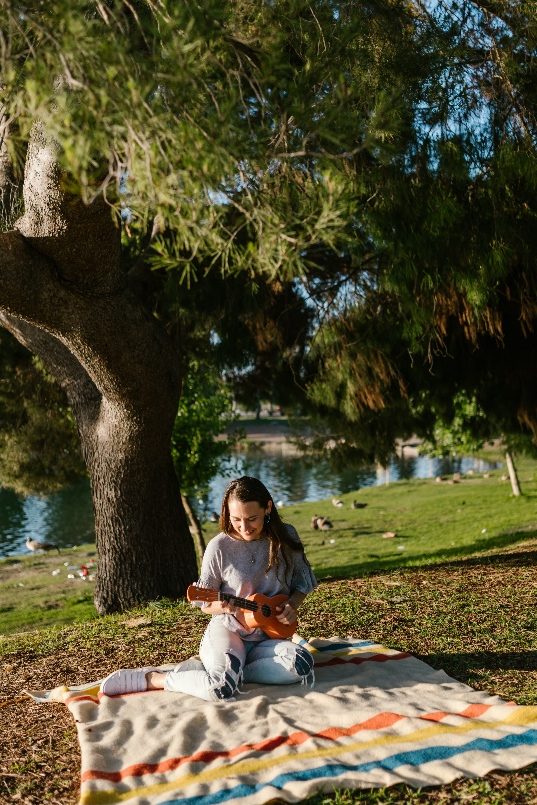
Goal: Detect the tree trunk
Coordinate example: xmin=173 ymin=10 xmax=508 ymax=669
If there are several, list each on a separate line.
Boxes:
xmin=181 ymin=494 xmax=206 ymax=570
xmin=505 ymin=450 xmax=522 ymax=497
xmin=90 ymin=412 xmax=196 ymax=613
xmin=0 ymin=123 xmax=199 ymax=613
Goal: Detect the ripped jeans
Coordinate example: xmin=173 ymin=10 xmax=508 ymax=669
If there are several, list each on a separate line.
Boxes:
xmin=164 ymin=618 xmax=314 ymax=702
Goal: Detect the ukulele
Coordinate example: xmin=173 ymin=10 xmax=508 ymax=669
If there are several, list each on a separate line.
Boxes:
xmin=186 ymin=584 xmax=297 ymax=639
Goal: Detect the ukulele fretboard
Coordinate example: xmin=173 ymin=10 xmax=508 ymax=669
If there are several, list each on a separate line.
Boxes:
xmin=221 ymin=592 xmax=274 ymax=617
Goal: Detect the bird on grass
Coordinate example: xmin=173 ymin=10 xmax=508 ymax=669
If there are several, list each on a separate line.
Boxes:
xmin=26 ymin=537 xmax=61 ymax=555
xmin=311 ymin=516 xmax=333 ymax=531
xmin=331 ymin=498 xmax=343 ymax=507
xmin=351 ymin=501 xmax=368 ymax=509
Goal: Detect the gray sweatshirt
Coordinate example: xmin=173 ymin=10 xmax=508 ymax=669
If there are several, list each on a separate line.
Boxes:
xmin=198 ymin=525 xmax=318 ymax=640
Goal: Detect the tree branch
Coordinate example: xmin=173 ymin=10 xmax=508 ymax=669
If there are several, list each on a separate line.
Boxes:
xmin=0 ymin=230 xmax=181 ymax=427
xmin=0 ymin=311 xmax=101 ymax=447
xmin=0 ymin=119 xmax=182 ymax=426
xmin=15 ymin=122 xmax=123 ymax=294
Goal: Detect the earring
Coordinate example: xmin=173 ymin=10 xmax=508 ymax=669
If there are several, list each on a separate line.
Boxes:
xmin=264 ymin=513 xmax=271 ymax=525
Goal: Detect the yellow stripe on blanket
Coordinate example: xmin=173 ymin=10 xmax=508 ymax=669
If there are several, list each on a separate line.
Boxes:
xmin=80 ymin=706 xmax=537 ymax=805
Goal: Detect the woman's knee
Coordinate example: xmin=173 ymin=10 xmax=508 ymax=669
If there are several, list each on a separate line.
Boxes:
xmin=208 ymin=651 xmax=242 ymax=701
xmin=294 ymin=645 xmax=314 ymax=677
xmin=273 ymin=643 xmax=314 ymax=682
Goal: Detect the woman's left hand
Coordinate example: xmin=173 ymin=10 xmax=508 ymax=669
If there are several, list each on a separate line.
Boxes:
xmin=275 ymin=601 xmax=298 ymax=625
xmin=276 ymin=591 xmax=307 ymax=625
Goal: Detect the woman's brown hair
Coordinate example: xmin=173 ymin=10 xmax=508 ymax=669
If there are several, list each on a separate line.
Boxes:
xmin=220 ymin=476 xmax=304 ymax=574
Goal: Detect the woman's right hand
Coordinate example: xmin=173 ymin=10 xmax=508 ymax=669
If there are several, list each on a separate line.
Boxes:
xmin=203 ymin=600 xmax=238 ymax=616
xmin=219 ymin=599 xmax=238 ymax=615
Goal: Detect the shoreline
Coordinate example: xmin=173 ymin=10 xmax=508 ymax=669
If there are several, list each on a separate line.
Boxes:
xmin=221 ymin=418 xmax=505 ymax=459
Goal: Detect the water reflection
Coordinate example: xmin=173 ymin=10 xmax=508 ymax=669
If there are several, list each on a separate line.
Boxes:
xmin=203 ymin=449 xmax=500 ymax=516
xmin=0 ymin=451 xmax=500 ymax=558
xmin=0 ymin=480 xmax=95 ymax=558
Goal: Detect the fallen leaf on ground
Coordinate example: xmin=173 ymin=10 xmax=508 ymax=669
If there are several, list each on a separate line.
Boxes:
xmin=125 ymin=617 xmax=152 ymax=628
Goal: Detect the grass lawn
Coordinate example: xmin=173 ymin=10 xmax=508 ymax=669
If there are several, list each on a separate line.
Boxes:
xmin=0 ymin=545 xmax=99 ymax=634
xmin=0 ymin=457 xmax=536 ymax=803
xmin=1 ymin=456 xmax=536 ymax=637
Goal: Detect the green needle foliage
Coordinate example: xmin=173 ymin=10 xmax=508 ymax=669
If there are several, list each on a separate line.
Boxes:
xmin=1 ymin=0 xmax=536 ymax=501
xmin=1 ymin=0 xmax=422 ymax=279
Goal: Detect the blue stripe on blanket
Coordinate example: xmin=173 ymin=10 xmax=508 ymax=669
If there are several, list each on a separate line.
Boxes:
xmin=313 ymin=640 xmax=377 ymax=651
xmin=159 ymin=728 xmax=537 ymax=805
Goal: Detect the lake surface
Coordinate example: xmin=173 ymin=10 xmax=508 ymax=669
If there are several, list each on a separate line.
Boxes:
xmin=0 ymin=449 xmax=501 ymax=558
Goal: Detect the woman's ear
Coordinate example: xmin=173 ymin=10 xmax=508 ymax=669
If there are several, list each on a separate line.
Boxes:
xmin=266 ymin=500 xmax=273 ymax=515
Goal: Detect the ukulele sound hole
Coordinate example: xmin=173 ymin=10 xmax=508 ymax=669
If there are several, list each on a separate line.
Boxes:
xmin=261 ymin=604 xmax=271 ymax=618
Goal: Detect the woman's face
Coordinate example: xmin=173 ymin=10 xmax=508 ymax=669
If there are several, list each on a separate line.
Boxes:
xmin=227 ymin=497 xmax=272 ymax=541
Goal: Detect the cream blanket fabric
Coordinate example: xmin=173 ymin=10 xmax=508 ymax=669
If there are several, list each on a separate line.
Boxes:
xmin=27 ymin=637 xmax=537 ymax=805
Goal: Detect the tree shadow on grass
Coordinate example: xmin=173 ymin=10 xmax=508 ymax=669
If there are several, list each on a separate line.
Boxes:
xmin=416 ymin=650 xmax=537 ymax=688
xmin=315 ymin=528 xmax=537 ymax=580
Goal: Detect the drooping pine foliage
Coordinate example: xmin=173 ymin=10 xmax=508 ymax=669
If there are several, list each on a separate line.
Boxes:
xmin=298 ymin=0 xmax=537 ymax=459
xmin=1 ymin=0 xmax=425 ymax=278
xmin=0 ymin=332 xmax=86 ymax=495
xmin=1 ymin=0 xmax=537 ymax=487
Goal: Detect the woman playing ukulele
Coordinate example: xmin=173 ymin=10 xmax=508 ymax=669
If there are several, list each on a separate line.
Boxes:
xmin=101 ymin=476 xmax=317 ymax=700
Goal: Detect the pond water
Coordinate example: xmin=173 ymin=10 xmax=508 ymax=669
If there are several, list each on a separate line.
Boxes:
xmin=0 ymin=448 xmax=501 ymax=558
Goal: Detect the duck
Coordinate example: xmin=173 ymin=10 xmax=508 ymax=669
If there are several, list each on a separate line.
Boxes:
xmin=311 ymin=516 xmax=333 ymax=531
xmin=26 ymin=537 xmax=60 ymax=555
xmin=331 ymin=498 xmax=343 ymax=507
xmin=351 ymin=501 xmax=367 ymax=509
xmin=209 ymin=512 xmax=219 ymax=522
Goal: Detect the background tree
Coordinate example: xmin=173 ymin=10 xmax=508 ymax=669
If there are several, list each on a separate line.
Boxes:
xmin=291 ymin=0 xmax=537 ymax=475
xmin=0 ymin=331 xmax=85 ymax=496
xmin=170 ymin=359 xmax=240 ymax=563
xmin=0 ymin=0 xmax=418 ymax=612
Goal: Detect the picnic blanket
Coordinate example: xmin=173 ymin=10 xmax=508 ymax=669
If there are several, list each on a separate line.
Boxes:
xmin=26 ymin=636 xmax=537 ymax=805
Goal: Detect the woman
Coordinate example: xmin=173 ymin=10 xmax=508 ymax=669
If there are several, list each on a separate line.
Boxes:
xmin=101 ymin=476 xmax=317 ymax=700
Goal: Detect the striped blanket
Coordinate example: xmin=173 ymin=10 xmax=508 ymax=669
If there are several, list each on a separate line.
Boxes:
xmin=26 ymin=637 xmax=537 ymax=805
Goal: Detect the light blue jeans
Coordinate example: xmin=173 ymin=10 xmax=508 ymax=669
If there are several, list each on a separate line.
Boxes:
xmin=164 ymin=618 xmax=314 ymax=702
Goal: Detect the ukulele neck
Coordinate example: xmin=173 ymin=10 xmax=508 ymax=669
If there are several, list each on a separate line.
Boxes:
xmin=219 ymin=592 xmax=259 ymax=612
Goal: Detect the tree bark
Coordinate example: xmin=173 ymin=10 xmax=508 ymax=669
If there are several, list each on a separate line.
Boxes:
xmin=505 ymin=450 xmax=522 ymax=497
xmin=0 ymin=123 xmax=198 ymax=613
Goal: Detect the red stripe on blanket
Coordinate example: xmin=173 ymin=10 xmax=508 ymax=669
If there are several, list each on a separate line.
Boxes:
xmin=315 ymin=652 xmax=410 ymax=668
xmin=421 ymin=703 xmax=497 ymax=722
xmin=65 ymin=695 xmax=99 ymax=705
xmin=419 ymin=711 xmax=450 ymax=722
xmin=459 ymin=703 xmax=494 ymax=718
xmin=80 ymin=711 xmax=407 ymax=783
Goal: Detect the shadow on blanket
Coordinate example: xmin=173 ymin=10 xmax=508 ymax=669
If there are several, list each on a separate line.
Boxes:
xmin=26 ymin=637 xmax=537 ymax=805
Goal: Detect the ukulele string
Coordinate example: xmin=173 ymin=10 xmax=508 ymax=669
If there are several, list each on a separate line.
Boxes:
xmin=221 ymin=593 xmax=277 ymax=616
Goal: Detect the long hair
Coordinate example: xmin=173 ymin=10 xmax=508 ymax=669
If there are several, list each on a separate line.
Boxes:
xmin=220 ymin=476 xmax=303 ymax=574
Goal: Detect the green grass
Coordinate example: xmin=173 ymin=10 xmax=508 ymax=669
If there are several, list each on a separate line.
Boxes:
xmin=1 ymin=457 xmax=536 ymax=635
xmin=0 ymin=544 xmax=98 ymax=634
xmin=278 ymin=455 xmax=537 ymax=579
